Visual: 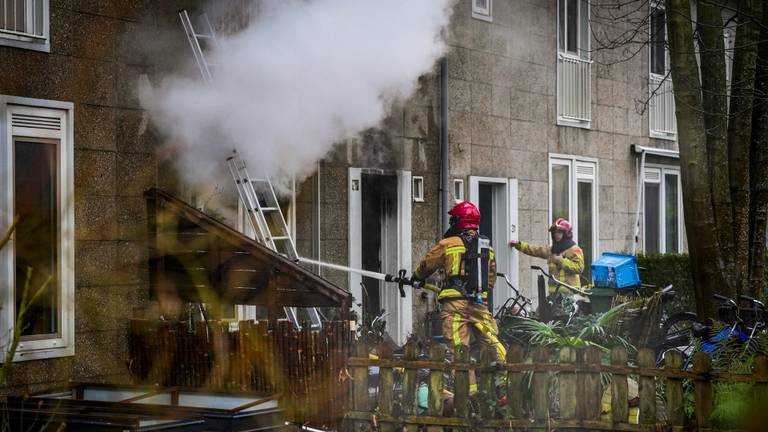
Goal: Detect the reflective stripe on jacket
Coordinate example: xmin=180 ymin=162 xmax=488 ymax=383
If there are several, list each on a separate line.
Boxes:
xmin=414 ymin=232 xmax=496 ymax=301
xmin=515 ymin=241 xmax=584 ymax=292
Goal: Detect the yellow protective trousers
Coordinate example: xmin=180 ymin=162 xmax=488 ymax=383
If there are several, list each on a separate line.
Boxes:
xmin=440 ymin=299 xmax=507 ymax=393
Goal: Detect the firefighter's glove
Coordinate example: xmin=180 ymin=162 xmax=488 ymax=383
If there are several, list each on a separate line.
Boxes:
xmin=550 ymin=254 xmax=563 ymax=264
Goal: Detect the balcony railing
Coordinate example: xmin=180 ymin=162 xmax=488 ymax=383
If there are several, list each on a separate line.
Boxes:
xmin=0 ymin=0 xmax=45 ymax=40
xmin=649 ymin=74 xmax=677 ymax=138
xmin=557 ymin=52 xmax=592 ymax=125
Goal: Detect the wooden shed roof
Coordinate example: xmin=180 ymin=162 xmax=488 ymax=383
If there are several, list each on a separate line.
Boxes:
xmin=144 ymin=188 xmax=350 ymax=308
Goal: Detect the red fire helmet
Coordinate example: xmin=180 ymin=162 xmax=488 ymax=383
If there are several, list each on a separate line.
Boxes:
xmin=549 ymin=218 xmax=573 ymax=236
xmin=448 ymin=201 xmax=481 ymax=230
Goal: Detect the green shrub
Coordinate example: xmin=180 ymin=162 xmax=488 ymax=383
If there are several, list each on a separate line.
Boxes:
xmin=636 ymin=253 xmax=768 ymax=315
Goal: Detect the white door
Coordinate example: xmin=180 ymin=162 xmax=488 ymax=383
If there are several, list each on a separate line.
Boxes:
xmin=468 ymin=176 xmax=519 ymax=314
xmin=349 ymin=168 xmax=413 ymax=345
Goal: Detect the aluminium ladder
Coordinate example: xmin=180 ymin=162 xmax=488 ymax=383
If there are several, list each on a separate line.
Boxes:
xmin=179 ymin=10 xmax=322 ymax=329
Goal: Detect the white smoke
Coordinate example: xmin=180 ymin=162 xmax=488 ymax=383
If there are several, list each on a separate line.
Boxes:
xmin=142 ymin=0 xmax=454 ymax=186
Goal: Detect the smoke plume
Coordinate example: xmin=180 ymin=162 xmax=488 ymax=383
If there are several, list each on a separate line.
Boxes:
xmin=141 ymin=0 xmax=454 ymax=186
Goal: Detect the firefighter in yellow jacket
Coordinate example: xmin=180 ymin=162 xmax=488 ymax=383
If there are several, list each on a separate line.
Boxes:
xmin=509 ymin=218 xmax=585 ymax=296
xmin=413 ymin=201 xmax=506 ymax=393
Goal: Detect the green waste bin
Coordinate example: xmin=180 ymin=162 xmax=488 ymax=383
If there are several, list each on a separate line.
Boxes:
xmin=589 ymin=287 xmax=617 ymax=314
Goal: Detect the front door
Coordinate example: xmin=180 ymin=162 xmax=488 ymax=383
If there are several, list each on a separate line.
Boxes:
xmin=349 ymin=168 xmax=413 ymax=345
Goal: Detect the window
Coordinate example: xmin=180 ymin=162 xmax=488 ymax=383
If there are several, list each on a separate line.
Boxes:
xmin=648 ymin=3 xmax=676 ymax=139
xmin=643 ymin=166 xmax=682 ymax=253
xmin=549 ymin=155 xmax=598 ymax=276
xmin=0 ymin=96 xmax=74 ymax=361
xmin=453 ymin=178 xmax=464 ymax=203
xmin=472 ymin=0 xmax=492 ymax=22
xmin=557 ymin=0 xmax=592 ymax=127
xmin=558 ymin=0 xmax=589 ymax=58
xmin=412 ymin=176 xmax=424 ymax=202
xmin=0 ymin=0 xmax=49 ymax=52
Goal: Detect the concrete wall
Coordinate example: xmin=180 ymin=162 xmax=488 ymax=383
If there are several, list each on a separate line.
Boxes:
xmin=292 ymin=0 xmax=684 ymax=336
xmin=443 ymin=0 xmax=680 ymax=301
xmin=0 ymin=0 xmax=201 ymax=392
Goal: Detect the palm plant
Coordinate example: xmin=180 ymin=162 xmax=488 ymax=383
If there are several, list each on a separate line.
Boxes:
xmin=0 ymin=218 xmax=49 ymax=385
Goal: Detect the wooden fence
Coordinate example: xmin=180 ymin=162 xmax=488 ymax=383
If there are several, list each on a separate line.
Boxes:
xmin=345 ymin=342 xmax=768 ymax=431
xmin=128 ymin=319 xmax=351 ymax=426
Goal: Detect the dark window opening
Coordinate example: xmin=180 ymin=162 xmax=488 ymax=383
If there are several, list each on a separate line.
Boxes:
xmin=361 ymin=174 xmax=397 ymax=323
xmin=14 ymin=139 xmax=59 ymax=338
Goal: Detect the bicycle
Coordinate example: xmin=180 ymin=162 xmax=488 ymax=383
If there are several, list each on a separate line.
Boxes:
xmin=529 ymin=265 xmax=593 ymax=324
xmin=655 ymin=293 xmax=767 ymax=368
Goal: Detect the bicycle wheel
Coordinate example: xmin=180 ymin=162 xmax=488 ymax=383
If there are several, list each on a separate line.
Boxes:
xmin=656 ymin=312 xmax=697 ymax=365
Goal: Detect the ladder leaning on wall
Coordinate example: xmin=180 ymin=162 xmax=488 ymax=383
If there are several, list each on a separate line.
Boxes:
xmin=179 ymin=10 xmax=322 ymax=330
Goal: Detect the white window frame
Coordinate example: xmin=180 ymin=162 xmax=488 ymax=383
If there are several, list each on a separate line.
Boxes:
xmin=472 ymin=0 xmax=492 ymax=22
xmin=648 ymin=1 xmax=676 ymax=140
xmin=548 ymin=154 xmax=598 ymax=266
xmin=412 ymin=176 xmax=424 ymax=202
xmin=0 ymin=96 xmax=74 ymax=362
xmin=642 ymin=164 xmax=683 ymax=254
xmin=556 ymin=0 xmax=592 ymax=129
xmin=453 ymin=178 xmax=465 ymax=203
xmin=0 ymin=0 xmax=50 ymax=53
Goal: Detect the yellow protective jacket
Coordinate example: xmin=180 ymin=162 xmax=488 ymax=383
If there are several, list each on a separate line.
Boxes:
xmin=514 ymin=241 xmax=584 ymax=294
xmin=414 ymin=231 xmax=496 ymax=302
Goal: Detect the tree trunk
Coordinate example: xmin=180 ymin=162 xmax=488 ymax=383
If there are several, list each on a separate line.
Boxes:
xmin=728 ymin=0 xmax=762 ymax=298
xmin=697 ymin=0 xmax=735 ymax=297
xmin=747 ymin=5 xmax=768 ymax=298
xmin=665 ymin=0 xmax=718 ymax=320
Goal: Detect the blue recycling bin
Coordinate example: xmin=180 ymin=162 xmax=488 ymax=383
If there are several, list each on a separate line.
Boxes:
xmin=590 ymin=253 xmax=641 ymax=313
xmin=591 ymin=253 xmax=641 ymax=289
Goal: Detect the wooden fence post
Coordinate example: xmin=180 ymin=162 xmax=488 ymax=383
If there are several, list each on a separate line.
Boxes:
xmin=427 ymin=343 xmax=444 ymax=432
xmin=402 ymin=341 xmax=419 ymax=432
xmin=454 ymin=344 xmax=470 ymax=420
xmin=479 ymin=347 xmax=496 ymax=421
xmin=581 ymin=346 xmax=601 ymax=421
xmin=692 ymin=352 xmax=713 ymax=431
xmin=559 ymin=346 xmax=577 ymax=420
xmin=754 ymin=355 xmax=768 ymax=406
xmin=610 ymin=346 xmax=628 ymax=425
xmin=531 ymin=346 xmax=549 ymax=430
xmin=378 ymin=342 xmax=395 ymax=432
xmin=664 ymin=350 xmax=684 ymax=431
xmin=638 ymin=348 xmax=656 ymax=426
xmin=506 ymin=344 xmax=525 ymax=420
xmin=351 ymin=340 xmax=369 ymax=430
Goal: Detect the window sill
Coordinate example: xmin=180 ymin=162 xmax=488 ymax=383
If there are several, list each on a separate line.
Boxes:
xmin=649 ymin=130 xmax=677 ymax=141
xmin=472 ymin=12 xmax=493 ymax=22
xmin=11 ymin=345 xmax=74 ymax=362
xmin=0 ymin=36 xmax=50 ymax=53
xmin=557 ymin=116 xmax=591 ymax=130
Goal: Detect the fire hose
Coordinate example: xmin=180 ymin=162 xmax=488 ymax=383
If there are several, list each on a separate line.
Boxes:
xmin=298 ymin=257 xmax=421 ymax=297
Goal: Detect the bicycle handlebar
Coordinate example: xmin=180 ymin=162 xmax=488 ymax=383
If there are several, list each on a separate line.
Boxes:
xmin=739 ymin=294 xmax=766 ymax=309
xmin=496 ymin=272 xmax=532 ymax=306
xmin=530 ymin=265 xmax=592 ymax=297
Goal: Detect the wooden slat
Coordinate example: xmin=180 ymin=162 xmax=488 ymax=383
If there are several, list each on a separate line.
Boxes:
xmin=638 ymin=348 xmax=656 ymax=425
xmin=610 ymin=346 xmax=629 ymax=425
xmin=693 ymin=352 xmax=713 ymax=430
xmin=427 ymin=344 xmax=444 ymax=432
xmin=453 ymin=345 xmax=470 ymax=420
xmin=664 ymin=350 xmax=685 ymax=430
xmin=479 ymin=347 xmax=496 ymax=421
xmin=401 ymin=341 xmax=419 ymax=432
xmin=583 ymin=346 xmax=602 ymax=420
xmin=378 ymin=342 xmax=395 ymax=432
xmin=531 ymin=346 xmax=549 ymax=427
xmin=559 ymin=346 xmax=577 ymax=420
xmin=506 ymin=344 xmax=525 ymax=420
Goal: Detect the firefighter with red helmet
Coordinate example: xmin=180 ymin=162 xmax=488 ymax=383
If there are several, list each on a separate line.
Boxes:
xmin=509 ymin=217 xmax=585 ymax=296
xmin=413 ymin=201 xmax=506 ymax=394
